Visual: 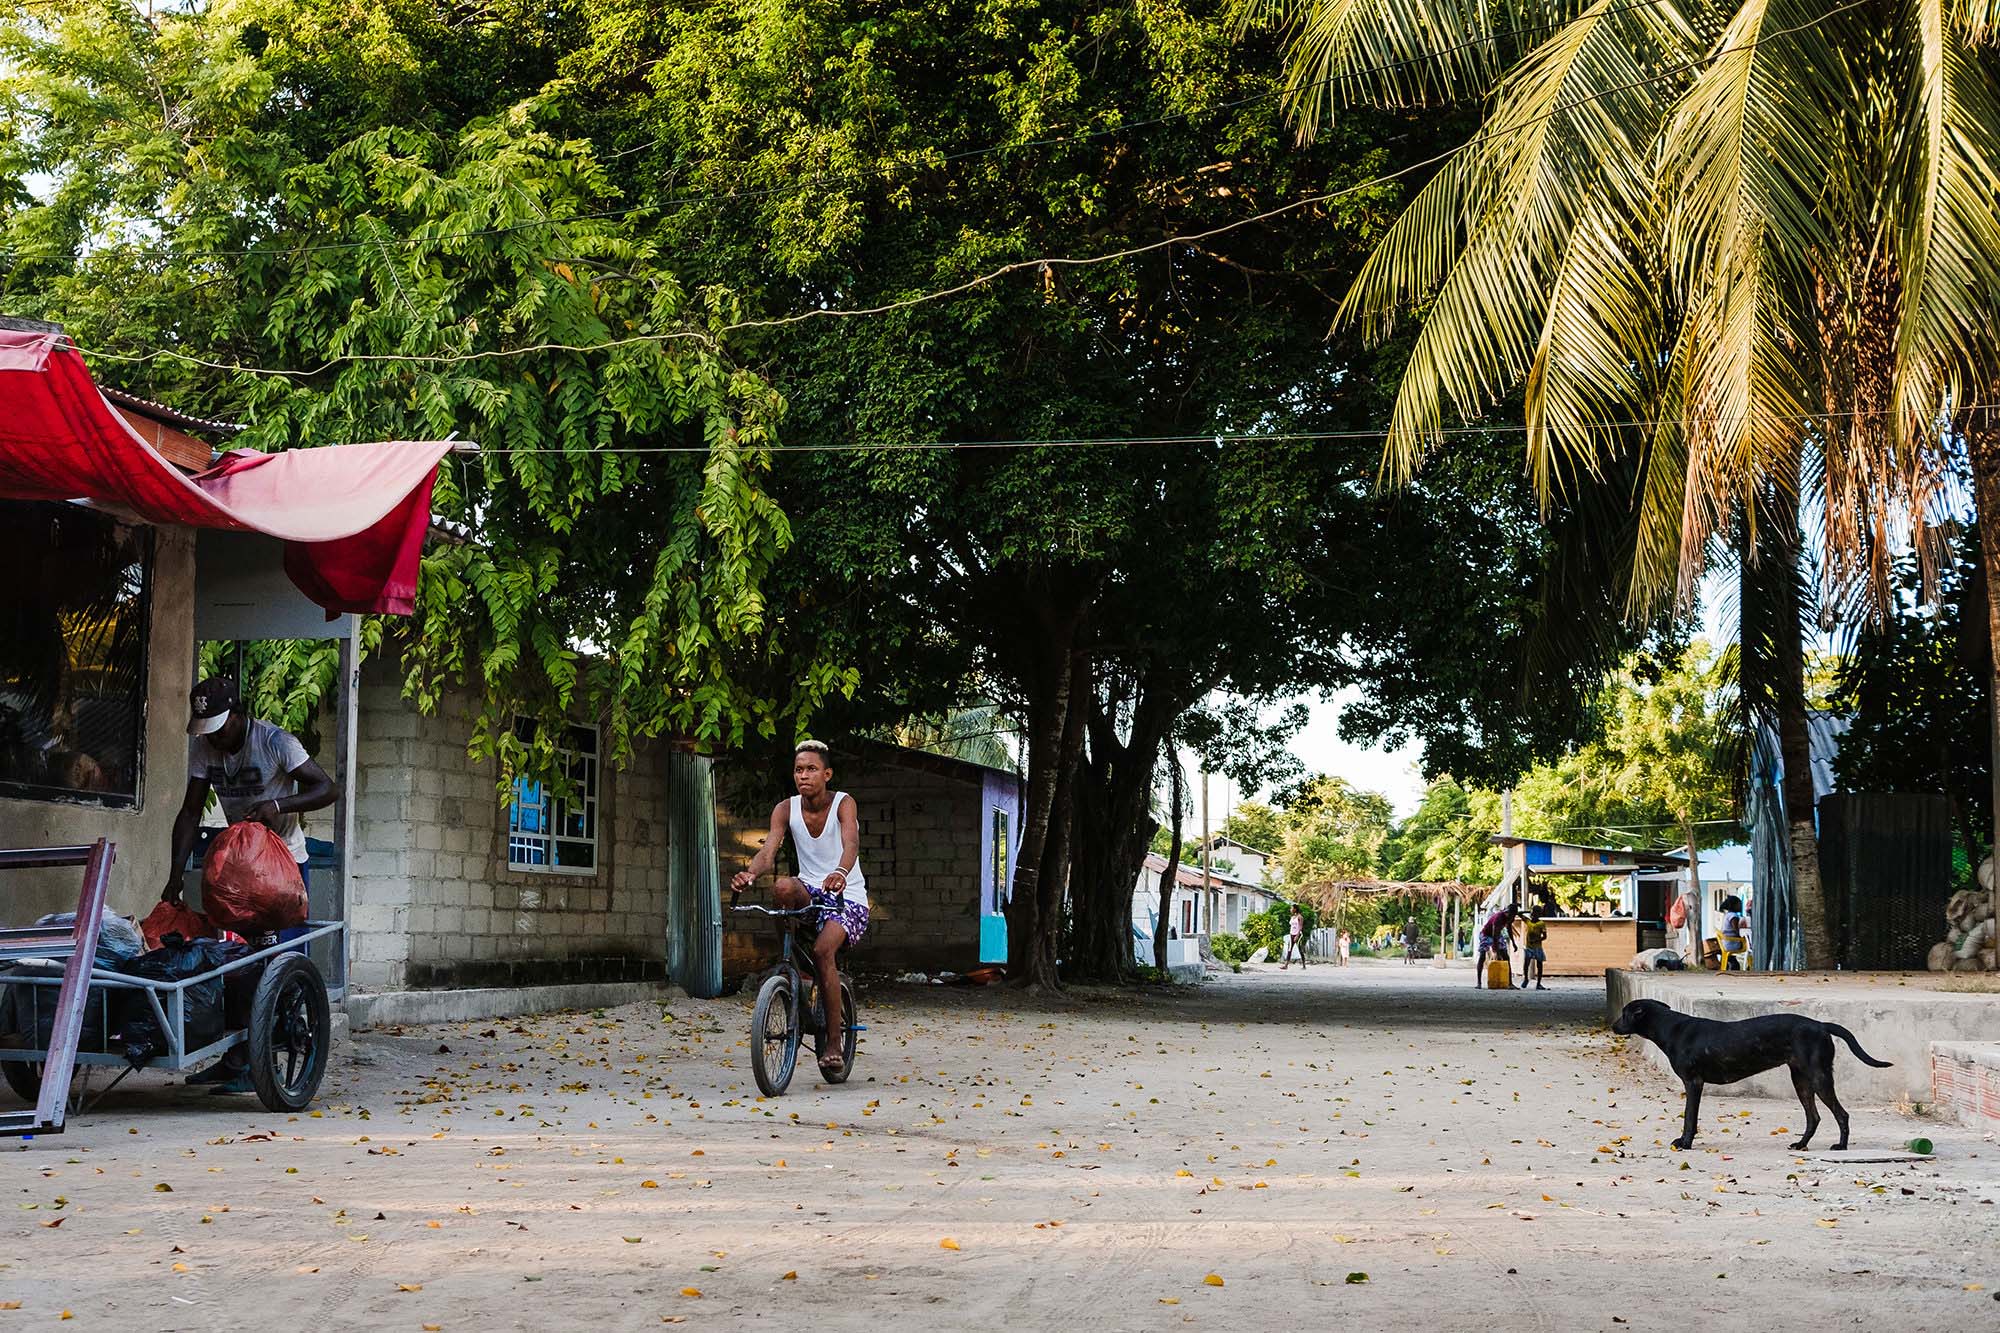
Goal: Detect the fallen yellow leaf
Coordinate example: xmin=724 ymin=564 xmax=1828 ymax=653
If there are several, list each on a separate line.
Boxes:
xmin=641 ymin=1181 xmax=659 ymax=1189
xmin=781 ymin=1272 xmax=798 ymax=1281
xmin=939 ymin=1238 xmax=961 ymax=1251
xmin=397 ymin=1284 xmax=423 ymax=1292
xmin=0 ymin=1301 xmax=20 ymax=1310
xmin=1204 ymin=1274 xmax=1225 ymax=1287
xmin=1159 ymin=1297 xmax=1181 ymax=1305
xmin=679 ymin=1288 xmax=702 ymax=1298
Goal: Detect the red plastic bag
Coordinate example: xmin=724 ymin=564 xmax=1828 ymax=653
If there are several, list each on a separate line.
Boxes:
xmin=140 ymin=900 xmax=214 ymax=951
xmin=199 ymin=822 xmax=307 ymax=933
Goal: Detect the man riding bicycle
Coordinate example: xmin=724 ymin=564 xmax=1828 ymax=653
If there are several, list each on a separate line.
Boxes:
xmin=730 ymin=741 xmax=868 ymax=1075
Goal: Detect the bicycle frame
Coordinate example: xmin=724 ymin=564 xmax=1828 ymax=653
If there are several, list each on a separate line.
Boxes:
xmin=729 ymin=898 xmax=863 ymax=1039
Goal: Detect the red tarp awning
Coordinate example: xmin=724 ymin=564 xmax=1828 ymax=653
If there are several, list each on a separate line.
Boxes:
xmin=0 ymin=327 xmax=453 ymax=616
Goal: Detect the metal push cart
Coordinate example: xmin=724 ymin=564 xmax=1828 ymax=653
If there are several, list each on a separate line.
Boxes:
xmin=0 ymin=841 xmax=338 ymax=1136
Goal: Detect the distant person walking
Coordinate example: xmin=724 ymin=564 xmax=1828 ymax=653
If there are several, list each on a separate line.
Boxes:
xmin=1338 ymin=929 xmax=1352 ymax=965
xmin=1279 ymin=907 xmax=1308 ymax=969
xmin=1402 ymin=916 xmax=1422 ymax=964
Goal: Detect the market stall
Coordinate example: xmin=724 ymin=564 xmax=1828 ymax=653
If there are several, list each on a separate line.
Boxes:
xmin=1487 ymin=837 xmax=1688 ymax=977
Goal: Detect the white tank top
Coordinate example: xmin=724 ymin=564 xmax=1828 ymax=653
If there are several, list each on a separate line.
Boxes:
xmin=789 ymin=792 xmax=866 ymax=905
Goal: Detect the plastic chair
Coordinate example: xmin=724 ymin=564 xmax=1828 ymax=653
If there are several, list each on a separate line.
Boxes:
xmin=1714 ymin=933 xmax=1752 ymax=971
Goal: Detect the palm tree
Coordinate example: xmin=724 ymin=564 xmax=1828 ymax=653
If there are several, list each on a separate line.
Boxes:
xmin=1247 ymin=0 xmax=2000 ymax=966
xmin=884 ymin=704 xmax=1019 ymax=772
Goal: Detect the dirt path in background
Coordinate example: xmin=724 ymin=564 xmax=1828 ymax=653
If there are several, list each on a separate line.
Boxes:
xmin=2 ymin=962 xmax=1994 ymax=1331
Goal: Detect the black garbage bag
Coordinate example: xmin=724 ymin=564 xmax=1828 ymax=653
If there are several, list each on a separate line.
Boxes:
xmin=112 ymin=938 xmax=254 ymax=1066
xmin=0 ymin=963 xmax=112 ymax=1054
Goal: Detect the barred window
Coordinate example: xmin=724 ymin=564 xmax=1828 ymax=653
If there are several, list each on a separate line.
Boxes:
xmin=0 ymin=502 xmax=150 ymax=807
xmin=507 ymin=722 xmax=599 ymax=873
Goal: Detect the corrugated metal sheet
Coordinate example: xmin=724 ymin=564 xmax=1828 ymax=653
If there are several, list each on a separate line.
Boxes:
xmin=1818 ymin=793 xmax=1953 ymax=970
xmin=666 ymin=751 xmax=723 ymax=998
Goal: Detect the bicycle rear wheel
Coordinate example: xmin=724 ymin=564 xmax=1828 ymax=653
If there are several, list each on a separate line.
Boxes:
xmin=750 ymin=973 xmax=799 ymax=1096
xmin=814 ymin=975 xmax=858 ymax=1084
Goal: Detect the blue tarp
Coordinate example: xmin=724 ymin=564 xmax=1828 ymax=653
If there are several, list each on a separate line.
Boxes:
xmin=1748 ymin=727 xmax=1802 ymax=971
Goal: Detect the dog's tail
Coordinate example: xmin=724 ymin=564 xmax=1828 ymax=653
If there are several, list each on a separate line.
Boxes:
xmin=1824 ymin=1023 xmax=1893 ymax=1068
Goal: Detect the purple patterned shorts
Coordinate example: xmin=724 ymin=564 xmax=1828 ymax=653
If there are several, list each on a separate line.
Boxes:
xmin=807 ymin=886 xmax=869 ymax=946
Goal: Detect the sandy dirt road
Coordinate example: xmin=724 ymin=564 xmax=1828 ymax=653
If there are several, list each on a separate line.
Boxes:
xmin=2 ymin=962 xmax=1994 ymax=1331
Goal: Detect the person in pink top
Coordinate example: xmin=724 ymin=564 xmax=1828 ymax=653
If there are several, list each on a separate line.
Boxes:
xmin=1475 ymin=905 xmax=1519 ymax=988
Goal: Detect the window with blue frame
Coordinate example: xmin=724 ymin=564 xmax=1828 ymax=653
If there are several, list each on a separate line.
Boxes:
xmin=506 ymin=721 xmax=599 ymax=873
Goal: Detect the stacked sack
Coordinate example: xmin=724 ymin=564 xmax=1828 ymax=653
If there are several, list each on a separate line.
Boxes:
xmin=1927 ymin=859 xmax=1998 ymax=972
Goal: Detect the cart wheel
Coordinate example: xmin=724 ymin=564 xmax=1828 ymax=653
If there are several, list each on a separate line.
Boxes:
xmin=247 ymin=954 xmax=330 ymax=1113
xmin=749 ymin=973 xmax=799 ymax=1097
xmin=1 ymin=1060 xmax=42 ymax=1104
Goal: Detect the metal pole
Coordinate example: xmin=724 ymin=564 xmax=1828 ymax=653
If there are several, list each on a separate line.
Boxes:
xmin=1200 ymin=769 xmax=1212 ymax=939
xmin=332 ymin=635 xmax=359 ymax=993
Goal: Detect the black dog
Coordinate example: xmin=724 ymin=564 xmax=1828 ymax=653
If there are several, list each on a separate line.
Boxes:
xmin=1611 ymin=998 xmax=1892 ymax=1151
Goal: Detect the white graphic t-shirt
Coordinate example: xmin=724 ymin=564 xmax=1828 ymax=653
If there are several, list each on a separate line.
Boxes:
xmin=189 ymin=720 xmax=312 ymax=863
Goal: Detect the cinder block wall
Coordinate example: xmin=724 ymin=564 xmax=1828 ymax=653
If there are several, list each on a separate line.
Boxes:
xmin=346 ymin=660 xmax=668 ymax=993
xmin=716 ymin=752 xmax=985 ymax=977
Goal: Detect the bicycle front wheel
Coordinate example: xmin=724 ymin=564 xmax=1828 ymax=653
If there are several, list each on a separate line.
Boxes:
xmin=750 ymin=973 xmax=800 ymax=1096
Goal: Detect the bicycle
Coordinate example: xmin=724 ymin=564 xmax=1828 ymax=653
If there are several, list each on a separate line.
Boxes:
xmin=729 ymin=895 xmax=861 ymax=1096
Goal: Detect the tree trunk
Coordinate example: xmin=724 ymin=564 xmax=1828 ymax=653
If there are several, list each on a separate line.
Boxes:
xmin=1973 ymin=432 xmax=2000 ymax=954
xmin=1026 ymin=662 xmax=1088 ymax=986
xmin=1006 ymin=611 xmax=1083 ymax=988
xmin=1156 ymin=738 xmax=1182 ymax=974
xmin=1766 ymin=478 xmax=1835 ymax=970
xmin=1065 ymin=680 xmax=1175 ymax=983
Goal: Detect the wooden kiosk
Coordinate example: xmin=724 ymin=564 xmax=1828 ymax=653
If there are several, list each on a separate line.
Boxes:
xmin=1488 ymin=837 xmax=1688 ymax=977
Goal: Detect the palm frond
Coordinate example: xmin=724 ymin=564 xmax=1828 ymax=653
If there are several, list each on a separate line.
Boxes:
xmin=1269 ymin=0 xmax=1618 ymax=140
xmin=1893 ymin=0 xmax=2000 ymax=422
xmin=1336 ymin=0 xmax=1692 ymax=484
xmin=1660 ymin=0 xmax=1845 ymax=602
xmin=1628 ymin=330 xmax=1694 ymax=613
xmin=1522 ymin=207 xmax=1661 ymax=503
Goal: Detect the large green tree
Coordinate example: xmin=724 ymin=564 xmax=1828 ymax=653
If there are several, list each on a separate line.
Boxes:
xmin=582 ymin=0 xmax=1657 ymax=985
xmin=1 ymin=0 xmax=846 ymax=780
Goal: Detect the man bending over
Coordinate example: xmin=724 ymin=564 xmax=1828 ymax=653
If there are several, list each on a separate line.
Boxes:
xmin=731 ymin=741 xmax=868 ymax=1074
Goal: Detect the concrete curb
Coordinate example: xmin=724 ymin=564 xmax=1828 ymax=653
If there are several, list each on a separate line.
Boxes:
xmin=1606 ymin=969 xmax=2000 ymax=1105
xmin=343 ymin=981 xmax=674 ymax=1031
